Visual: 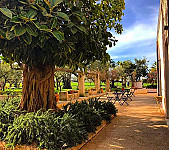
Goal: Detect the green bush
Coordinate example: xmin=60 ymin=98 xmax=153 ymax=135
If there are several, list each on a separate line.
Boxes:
xmin=0 ymin=97 xmax=117 ymax=150
xmin=89 ymin=99 xmax=117 ymax=122
xmin=0 ymin=97 xmax=22 ymax=140
xmin=63 ymin=100 xmax=102 ymax=132
xmin=5 ymin=110 xmax=87 ymax=149
xmin=146 ymin=84 xmax=157 ymax=89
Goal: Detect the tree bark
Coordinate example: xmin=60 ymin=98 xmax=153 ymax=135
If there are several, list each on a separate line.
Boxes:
xmin=19 ymin=64 xmax=57 ymax=112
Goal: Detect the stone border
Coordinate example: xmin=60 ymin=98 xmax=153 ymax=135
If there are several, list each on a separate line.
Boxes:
xmin=67 ymin=116 xmax=115 ymax=150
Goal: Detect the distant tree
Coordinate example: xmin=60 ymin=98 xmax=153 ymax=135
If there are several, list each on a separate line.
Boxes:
xmin=110 ymin=69 xmax=119 ymax=88
xmin=134 ymin=58 xmax=149 ymax=82
xmin=8 ymin=68 xmax=22 ymax=88
xmin=147 ymin=62 xmax=157 ymax=85
xmin=0 ymin=63 xmax=14 ymax=90
xmin=116 ymin=60 xmax=135 ymax=86
xmin=88 ymin=60 xmax=112 ymax=86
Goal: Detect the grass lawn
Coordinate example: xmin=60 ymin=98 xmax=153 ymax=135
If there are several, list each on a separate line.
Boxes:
xmin=143 ymin=83 xmax=157 ymax=87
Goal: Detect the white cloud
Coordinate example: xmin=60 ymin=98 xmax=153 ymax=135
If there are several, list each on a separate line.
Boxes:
xmin=107 ymin=4 xmax=159 ymax=53
xmin=108 ymin=22 xmax=157 ymax=53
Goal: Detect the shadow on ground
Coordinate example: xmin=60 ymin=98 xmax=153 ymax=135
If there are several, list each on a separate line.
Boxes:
xmin=81 ymin=93 xmax=169 ymax=150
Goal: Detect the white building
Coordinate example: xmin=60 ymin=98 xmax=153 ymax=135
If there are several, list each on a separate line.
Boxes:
xmin=157 ymin=0 xmax=169 ymax=125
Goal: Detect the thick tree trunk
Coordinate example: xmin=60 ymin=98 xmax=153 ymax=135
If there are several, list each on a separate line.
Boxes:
xmin=19 ymin=64 xmax=57 ymax=112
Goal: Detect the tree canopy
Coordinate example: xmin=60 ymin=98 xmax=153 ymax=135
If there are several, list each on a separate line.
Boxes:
xmin=0 ymin=0 xmax=125 ymax=111
xmin=0 ymin=0 xmax=125 ymax=69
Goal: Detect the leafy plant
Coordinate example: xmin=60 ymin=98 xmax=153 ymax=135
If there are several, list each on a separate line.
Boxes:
xmin=62 ymin=99 xmax=117 ymax=132
xmin=5 ymin=110 xmax=87 ymax=149
xmin=89 ymin=98 xmax=117 ymax=122
xmin=0 ymin=97 xmax=21 ymax=140
xmin=0 ymin=97 xmax=117 ymax=149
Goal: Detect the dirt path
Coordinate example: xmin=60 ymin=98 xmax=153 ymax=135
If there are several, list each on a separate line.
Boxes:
xmin=81 ymin=93 xmax=169 ymax=150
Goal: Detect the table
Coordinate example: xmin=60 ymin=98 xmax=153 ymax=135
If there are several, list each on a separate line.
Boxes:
xmin=106 ymin=92 xmax=128 ymax=106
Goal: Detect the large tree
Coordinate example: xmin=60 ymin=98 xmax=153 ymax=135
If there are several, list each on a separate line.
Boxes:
xmin=134 ymin=58 xmax=149 ymax=82
xmin=0 ymin=0 xmax=125 ymax=112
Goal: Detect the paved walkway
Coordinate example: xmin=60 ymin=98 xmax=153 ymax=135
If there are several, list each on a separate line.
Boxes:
xmin=82 ymin=93 xmax=169 ymax=150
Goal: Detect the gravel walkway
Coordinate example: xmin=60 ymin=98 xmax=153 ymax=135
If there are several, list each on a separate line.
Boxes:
xmin=81 ymin=93 xmax=169 ymax=150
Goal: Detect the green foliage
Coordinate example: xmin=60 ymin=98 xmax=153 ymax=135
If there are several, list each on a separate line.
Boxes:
xmin=62 ymin=99 xmax=117 ymax=132
xmin=134 ymin=58 xmax=149 ymax=81
xmin=146 ymin=84 xmax=157 ymax=89
xmin=89 ymin=99 xmax=117 ymax=122
xmin=0 ymin=97 xmax=21 ymax=140
xmin=5 ymin=111 xmax=87 ymax=149
xmin=0 ymin=0 xmax=125 ymax=68
xmin=63 ymin=100 xmax=102 ymax=132
xmin=0 ymin=63 xmax=22 ymax=91
xmin=0 ymin=97 xmax=117 ymax=149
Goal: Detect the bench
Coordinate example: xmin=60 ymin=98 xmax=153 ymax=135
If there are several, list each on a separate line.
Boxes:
xmin=85 ymin=88 xmax=97 ymax=95
xmin=59 ymin=90 xmax=79 ymax=101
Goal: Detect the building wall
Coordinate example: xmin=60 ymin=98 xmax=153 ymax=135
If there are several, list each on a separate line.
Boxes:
xmin=157 ymin=0 xmax=169 ymax=119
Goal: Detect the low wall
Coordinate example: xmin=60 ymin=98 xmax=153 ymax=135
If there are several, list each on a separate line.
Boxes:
xmin=134 ymin=82 xmax=142 ymax=89
xmin=135 ymin=89 xmax=147 ymax=94
xmin=147 ymin=89 xmax=157 ymax=93
xmin=59 ymin=90 xmax=79 ymax=101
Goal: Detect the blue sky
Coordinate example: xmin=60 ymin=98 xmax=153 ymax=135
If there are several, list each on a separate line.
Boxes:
xmin=107 ymin=0 xmax=160 ymax=67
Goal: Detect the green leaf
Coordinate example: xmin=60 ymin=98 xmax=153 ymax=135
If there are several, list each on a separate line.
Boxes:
xmin=71 ymin=27 xmax=77 ymax=34
xmin=22 ymin=32 xmax=32 ymax=44
xmin=6 ymin=31 xmax=15 ymax=40
xmin=40 ymin=25 xmax=51 ymax=32
xmin=10 ymin=25 xmax=16 ymax=31
xmin=57 ymin=12 xmax=69 ymax=21
xmin=26 ymin=24 xmax=37 ymax=36
xmin=26 ymin=9 xmax=37 ymax=19
xmin=68 ymin=23 xmax=74 ymax=28
xmin=51 ymin=18 xmax=57 ymax=29
xmin=51 ymin=0 xmax=63 ymax=9
xmin=14 ymin=25 xmax=26 ymax=36
xmin=44 ymin=0 xmax=63 ymax=9
xmin=32 ymin=21 xmax=41 ymax=29
xmin=11 ymin=16 xmax=19 ymax=23
xmin=36 ymin=4 xmax=48 ymax=16
xmin=0 ymin=29 xmax=6 ymax=38
xmin=52 ymin=30 xmax=64 ymax=43
xmin=0 ymin=8 xmax=12 ymax=19
xmin=75 ymin=25 xmax=87 ymax=34
xmin=18 ymin=0 xmax=28 ymax=5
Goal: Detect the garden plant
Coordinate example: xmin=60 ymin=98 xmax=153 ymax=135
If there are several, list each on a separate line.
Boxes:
xmin=0 ymin=97 xmax=117 ymax=150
